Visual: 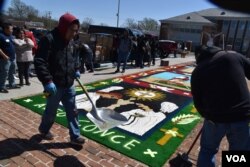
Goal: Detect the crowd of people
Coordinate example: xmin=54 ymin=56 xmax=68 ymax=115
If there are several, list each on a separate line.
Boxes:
xmin=111 ymin=31 xmax=158 ymax=73
xmin=0 ymin=22 xmax=96 ymax=94
xmin=0 ymin=23 xmax=38 ymax=93
xmin=1 ymin=8 xmax=249 ymax=166
xmin=0 ymin=18 xmax=167 ymax=94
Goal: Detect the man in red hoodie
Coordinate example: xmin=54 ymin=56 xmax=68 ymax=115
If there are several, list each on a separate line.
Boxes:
xmin=34 ymin=13 xmax=84 ymax=145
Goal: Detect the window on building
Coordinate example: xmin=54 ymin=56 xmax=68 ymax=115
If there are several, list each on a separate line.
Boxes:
xmin=180 ymin=28 xmax=185 ymax=32
xmin=238 ymin=21 xmax=246 ymax=31
xmin=190 ymin=29 xmax=195 ymax=33
xmin=222 ymin=20 xmax=230 ymax=34
xmin=227 ymin=38 xmax=234 ymax=46
xmin=236 ymin=21 xmax=246 ymax=39
xmin=228 ymin=20 xmax=237 ymax=38
xmin=242 ymin=39 xmax=250 ymax=53
xmin=196 ymin=29 xmax=202 ymax=33
xmin=245 ymin=21 xmax=250 ymax=37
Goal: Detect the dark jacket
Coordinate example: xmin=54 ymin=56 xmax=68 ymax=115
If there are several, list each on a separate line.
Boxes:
xmin=34 ymin=13 xmax=80 ymax=88
xmin=80 ymin=44 xmax=93 ymax=59
xmin=191 ymin=47 xmax=250 ymax=122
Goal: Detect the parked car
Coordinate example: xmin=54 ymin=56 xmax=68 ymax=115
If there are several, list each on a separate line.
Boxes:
xmin=158 ymin=40 xmax=177 ymax=58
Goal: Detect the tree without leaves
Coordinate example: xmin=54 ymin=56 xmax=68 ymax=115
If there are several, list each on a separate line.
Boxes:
xmin=7 ymin=0 xmax=26 ymax=19
xmin=81 ymin=17 xmax=94 ymax=32
xmin=7 ymin=0 xmax=38 ymax=20
xmin=138 ymin=18 xmax=159 ymax=31
xmin=26 ymin=5 xmax=39 ymax=20
xmin=122 ymin=18 xmax=138 ymax=29
xmin=6 ymin=0 xmax=57 ymax=29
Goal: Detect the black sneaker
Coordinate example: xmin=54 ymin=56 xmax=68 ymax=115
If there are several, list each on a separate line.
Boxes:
xmin=115 ymin=69 xmax=120 ymax=73
xmin=70 ymin=137 xmax=85 ymax=145
xmin=39 ymin=130 xmax=54 ymax=140
xmin=25 ymin=82 xmax=31 ymax=86
xmin=0 ymin=88 xmax=8 ymax=93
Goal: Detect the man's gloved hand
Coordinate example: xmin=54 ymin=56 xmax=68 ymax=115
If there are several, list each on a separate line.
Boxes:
xmin=75 ymin=70 xmax=81 ymax=79
xmin=44 ymin=82 xmax=57 ymax=96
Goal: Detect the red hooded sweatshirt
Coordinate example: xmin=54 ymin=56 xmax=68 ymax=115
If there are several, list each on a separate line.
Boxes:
xmin=57 ymin=13 xmax=80 ymax=42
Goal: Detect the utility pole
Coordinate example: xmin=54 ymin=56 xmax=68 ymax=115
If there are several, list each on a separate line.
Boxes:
xmin=116 ymin=0 xmax=120 ymax=27
xmin=47 ymin=11 xmax=51 ymax=30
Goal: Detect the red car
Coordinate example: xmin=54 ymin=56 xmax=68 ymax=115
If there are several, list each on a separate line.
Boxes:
xmin=158 ymin=40 xmax=177 ymax=58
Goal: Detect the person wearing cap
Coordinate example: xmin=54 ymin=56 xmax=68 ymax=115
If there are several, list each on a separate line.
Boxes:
xmin=191 ymin=45 xmax=250 ymax=167
xmin=34 ymin=13 xmax=84 ymax=145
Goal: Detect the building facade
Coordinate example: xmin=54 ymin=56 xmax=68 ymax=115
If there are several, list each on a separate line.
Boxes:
xmin=160 ymin=8 xmax=250 ymax=54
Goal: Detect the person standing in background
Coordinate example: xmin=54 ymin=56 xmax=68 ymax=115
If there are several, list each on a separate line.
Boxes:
xmin=0 ymin=22 xmax=20 ymax=93
xmin=81 ymin=43 xmax=94 ymax=73
xmin=13 ymin=28 xmax=34 ymax=86
xmin=129 ymin=36 xmax=138 ymax=66
xmin=150 ymin=38 xmax=157 ymax=66
xmin=111 ymin=33 xmax=120 ymax=67
xmin=136 ymin=35 xmax=146 ymax=69
xmin=23 ymin=25 xmax=38 ymax=77
xmin=115 ymin=29 xmax=132 ymax=73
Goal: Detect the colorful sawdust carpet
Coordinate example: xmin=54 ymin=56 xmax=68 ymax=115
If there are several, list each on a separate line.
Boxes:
xmin=13 ymin=63 xmax=200 ymax=167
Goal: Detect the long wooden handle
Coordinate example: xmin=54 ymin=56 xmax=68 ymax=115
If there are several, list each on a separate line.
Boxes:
xmin=76 ymin=78 xmax=97 ymax=110
xmin=186 ymin=127 xmax=202 ymax=155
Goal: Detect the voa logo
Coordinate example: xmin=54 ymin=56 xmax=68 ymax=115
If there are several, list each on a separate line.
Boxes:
xmin=226 ymin=155 xmax=247 ymax=163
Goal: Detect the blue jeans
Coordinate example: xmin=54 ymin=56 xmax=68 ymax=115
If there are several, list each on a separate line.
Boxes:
xmin=197 ymin=119 xmax=250 ymax=167
xmin=0 ymin=59 xmax=16 ymax=89
xmin=117 ymin=51 xmax=130 ymax=71
xmin=39 ymin=86 xmax=80 ymax=140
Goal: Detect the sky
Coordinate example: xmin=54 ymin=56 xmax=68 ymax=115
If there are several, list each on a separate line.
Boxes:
xmin=3 ymin=0 xmax=217 ymax=27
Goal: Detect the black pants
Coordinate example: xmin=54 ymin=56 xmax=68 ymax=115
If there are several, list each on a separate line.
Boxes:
xmin=17 ymin=62 xmax=31 ymax=84
xmin=136 ymin=53 xmax=145 ymax=68
xmin=151 ymin=50 xmax=156 ymax=65
xmin=144 ymin=53 xmax=151 ymax=66
xmin=80 ymin=54 xmax=94 ymax=73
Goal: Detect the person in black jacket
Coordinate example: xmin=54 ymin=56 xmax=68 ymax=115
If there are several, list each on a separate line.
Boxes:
xmin=191 ymin=45 xmax=250 ymax=167
xmin=34 ymin=13 xmax=84 ymax=145
xmin=80 ymin=44 xmax=94 ymax=73
xmin=136 ymin=35 xmax=146 ymax=69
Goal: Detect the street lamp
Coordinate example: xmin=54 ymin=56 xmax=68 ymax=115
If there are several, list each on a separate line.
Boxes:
xmin=116 ymin=0 xmax=120 ymax=27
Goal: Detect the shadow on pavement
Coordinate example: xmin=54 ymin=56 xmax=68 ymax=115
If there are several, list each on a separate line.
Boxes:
xmin=0 ymin=134 xmax=84 ymax=165
xmin=54 ymin=155 xmax=85 ymax=167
